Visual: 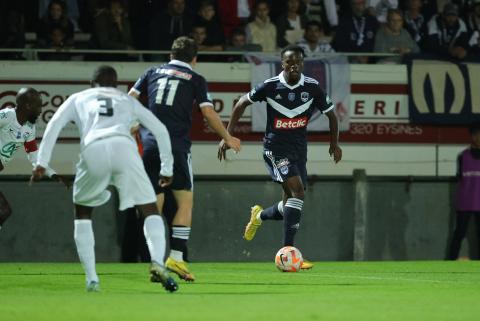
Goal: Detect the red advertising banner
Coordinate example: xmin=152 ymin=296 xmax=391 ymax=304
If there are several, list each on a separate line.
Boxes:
xmin=0 ymin=80 xmax=470 ymax=144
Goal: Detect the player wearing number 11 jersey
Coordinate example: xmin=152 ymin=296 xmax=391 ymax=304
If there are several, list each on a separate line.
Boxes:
xmin=129 ymin=37 xmax=241 ymax=281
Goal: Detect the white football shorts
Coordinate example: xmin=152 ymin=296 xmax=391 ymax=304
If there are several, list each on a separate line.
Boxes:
xmin=73 ymin=136 xmax=156 ymax=210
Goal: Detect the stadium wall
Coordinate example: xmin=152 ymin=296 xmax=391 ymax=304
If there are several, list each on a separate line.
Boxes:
xmin=0 ymin=176 xmax=470 ymax=262
xmin=0 ymin=61 xmax=468 ymax=177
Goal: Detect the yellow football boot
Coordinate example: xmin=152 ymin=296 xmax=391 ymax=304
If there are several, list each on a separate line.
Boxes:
xmin=244 ymin=205 xmax=263 ymax=241
xmin=166 ymin=257 xmax=195 ymax=282
xmin=301 ymin=259 xmax=314 ymax=270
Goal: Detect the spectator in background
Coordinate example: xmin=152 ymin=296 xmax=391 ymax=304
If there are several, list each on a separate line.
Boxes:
xmin=149 ymin=0 xmax=193 ymax=51
xmin=468 ymin=30 xmax=480 ymax=59
xmin=195 ymin=1 xmax=225 ymax=48
xmin=37 ymin=0 xmax=75 ymax=48
xmin=374 ymin=9 xmax=419 ymax=63
xmin=225 ymin=27 xmax=262 ymax=61
xmin=298 ymin=20 xmax=335 ymax=55
xmin=276 ymin=0 xmax=309 ymax=48
xmin=38 ymin=27 xmax=74 ymax=60
xmin=425 ymin=3 xmax=470 ymax=60
xmin=217 ymin=0 xmax=254 ymax=39
xmin=0 ymin=6 xmax=26 ymax=60
xmin=465 ymin=0 xmax=480 ymax=32
xmin=367 ymin=0 xmax=398 ymax=23
xmin=91 ymin=0 xmax=134 ymax=50
xmin=39 ymin=0 xmax=80 ymax=31
xmin=447 ymin=122 xmax=480 ymax=260
xmin=191 ymin=23 xmax=223 ymax=51
xmin=245 ymin=0 xmax=277 ymax=52
xmin=403 ymin=0 xmax=428 ymax=49
xmin=301 ymin=0 xmax=338 ymax=33
xmin=332 ymin=0 xmax=379 ymax=63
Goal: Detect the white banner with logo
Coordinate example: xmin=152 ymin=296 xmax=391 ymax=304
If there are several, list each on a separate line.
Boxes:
xmin=246 ymin=54 xmax=351 ymax=132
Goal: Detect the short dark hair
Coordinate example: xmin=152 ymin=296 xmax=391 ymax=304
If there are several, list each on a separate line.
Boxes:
xmin=16 ymin=87 xmax=40 ymax=108
xmin=171 ymin=36 xmax=198 ymax=62
xmin=469 ymin=121 xmax=480 ymax=134
xmin=92 ymin=65 xmax=117 ymax=87
xmin=305 ymin=20 xmax=323 ymax=31
xmin=280 ymin=44 xmax=305 ymax=59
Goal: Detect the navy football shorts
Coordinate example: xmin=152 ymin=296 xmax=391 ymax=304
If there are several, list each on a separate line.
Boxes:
xmin=263 ymin=150 xmax=307 ymax=186
xmin=142 ymin=148 xmax=193 ymax=194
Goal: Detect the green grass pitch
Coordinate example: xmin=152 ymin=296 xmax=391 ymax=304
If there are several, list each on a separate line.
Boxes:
xmin=1 ymin=261 xmax=479 ymax=321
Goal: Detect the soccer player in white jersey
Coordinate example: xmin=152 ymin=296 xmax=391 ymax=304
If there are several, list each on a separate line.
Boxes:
xmin=31 ymin=66 xmax=178 ymax=293
xmin=0 ymin=88 xmax=67 ymax=229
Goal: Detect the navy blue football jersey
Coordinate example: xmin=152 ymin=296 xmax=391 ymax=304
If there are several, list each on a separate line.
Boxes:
xmin=248 ymin=72 xmax=334 ymax=156
xmin=131 ymin=60 xmax=213 ymax=152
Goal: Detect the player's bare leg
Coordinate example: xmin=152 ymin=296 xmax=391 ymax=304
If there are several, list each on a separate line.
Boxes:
xmin=137 ymin=202 xmax=178 ymax=292
xmin=74 ymin=204 xmax=100 ymax=292
xmin=165 ymin=190 xmax=195 ymax=282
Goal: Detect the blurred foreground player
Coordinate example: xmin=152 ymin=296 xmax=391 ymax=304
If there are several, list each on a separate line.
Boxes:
xmin=447 ymin=121 xmax=480 ymax=260
xmin=219 ymin=45 xmax=342 ymax=269
xmin=32 ymin=66 xmax=178 ymax=292
xmin=0 ymin=88 xmax=67 ymax=229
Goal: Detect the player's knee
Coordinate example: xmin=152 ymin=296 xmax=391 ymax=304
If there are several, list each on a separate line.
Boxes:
xmin=291 ymin=189 xmax=305 ymax=200
xmin=137 ymin=203 xmax=159 ymax=217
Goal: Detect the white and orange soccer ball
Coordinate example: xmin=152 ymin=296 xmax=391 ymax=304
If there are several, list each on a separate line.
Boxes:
xmin=275 ymin=246 xmax=303 ymax=272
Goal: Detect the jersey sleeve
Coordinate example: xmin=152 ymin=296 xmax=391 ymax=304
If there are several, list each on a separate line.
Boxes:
xmin=314 ymin=87 xmax=335 ymax=114
xmin=129 ymin=68 xmax=152 ymax=96
xmin=37 ymin=95 xmax=77 ymax=167
xmin=0 ymin=109 xmax=14 ymax=128
xmin=247 ymin=81 xmax=267 ymax=103
xmin=195 ymin=75 xmax=214 ymax=108
xmin=131 ymin=98 xmax=174 ymax=177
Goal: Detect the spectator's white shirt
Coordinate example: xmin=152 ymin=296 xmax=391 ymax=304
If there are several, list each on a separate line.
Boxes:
xmin=298 ymin=38 xmax=335 ymax=55
xmin=368 ymin=0 xmax=398 ymax=23
xmin=37 ymin=87 xmax=173 ymax=177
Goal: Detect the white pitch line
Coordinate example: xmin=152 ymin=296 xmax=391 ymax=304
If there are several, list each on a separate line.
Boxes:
xmin=318 ymin=273 xmax=475 ymax=284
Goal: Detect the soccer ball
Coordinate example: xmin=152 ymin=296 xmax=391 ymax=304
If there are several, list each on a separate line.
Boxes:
xmin=275 ymin=246 xmax=303 ymax=272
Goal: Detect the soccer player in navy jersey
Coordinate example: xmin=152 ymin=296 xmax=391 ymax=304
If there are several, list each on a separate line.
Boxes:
xmin=129 ymin=37 xmax=241 ymax=281
xmin=218 ymin=44 xmax=342 ymax=269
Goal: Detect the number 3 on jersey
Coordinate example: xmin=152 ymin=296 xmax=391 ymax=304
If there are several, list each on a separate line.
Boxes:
xmin=98 ymin=97 xmax=114 ymax=116
xmin=155 ymin=78 xmax=179 ymax=106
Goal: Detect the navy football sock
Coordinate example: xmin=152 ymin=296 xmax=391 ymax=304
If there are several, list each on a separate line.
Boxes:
xmin=283 ymin=198 xmax=303 ymax=246
xmin=260 ymin=201 xmax=284 ymax=221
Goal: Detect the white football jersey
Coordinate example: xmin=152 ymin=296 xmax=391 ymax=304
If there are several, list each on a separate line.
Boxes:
xmin=37 ymin=87 xmax=173 ymax=177
xmin=0 ymin=108 xmax=36 ymax=166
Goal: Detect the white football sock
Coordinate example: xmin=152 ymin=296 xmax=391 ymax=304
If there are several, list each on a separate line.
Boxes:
xmin=143 ymin=215 xmax=166 ymax=264
xmin=169 ymin=249 xmax=183 ymax=261
xmin=74 ymin=219 xmax=99 ymax=283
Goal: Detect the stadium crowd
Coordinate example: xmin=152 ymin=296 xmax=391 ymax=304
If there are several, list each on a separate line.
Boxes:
xmin=0 ymin=0 xmax=479 ymax=62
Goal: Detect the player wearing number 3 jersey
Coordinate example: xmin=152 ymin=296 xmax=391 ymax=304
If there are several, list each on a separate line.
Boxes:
xmin=32 ymin=66 xmax=179 ymax=293
xmin=129 ymin=36 xmax=241 ymax=281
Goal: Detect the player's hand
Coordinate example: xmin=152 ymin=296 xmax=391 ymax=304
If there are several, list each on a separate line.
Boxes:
xmin=51 ymin=174 xmax=71 ymax=189
xmin=329 ymin=144 xmax=342 ymax=163
xmin=159 ymin=176 xmax=173 ymax=187
xmin=218 ymin=139 xmax=229 ymax=161
xmin=30 ymin=165 xmax=46 ymax=186
xmin=225 ymin=136 xmax=241 ymax=153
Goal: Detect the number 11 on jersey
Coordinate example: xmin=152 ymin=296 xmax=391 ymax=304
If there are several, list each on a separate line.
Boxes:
xmin=155 ymin=78 xmax=179 ymax=106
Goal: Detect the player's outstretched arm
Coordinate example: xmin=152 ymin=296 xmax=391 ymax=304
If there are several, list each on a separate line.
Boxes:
xmin=32 ymin=96 xmax=76 ymax=182
xmin=217 ymin=94 xmax=251 ymax=161
xmin=28 ymin=149 xmax=71 ymax=189
xmin=325 ymin=110 xmax=342 ymax=163
xmin=200 ymin=105 xmax=241 ymax=157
